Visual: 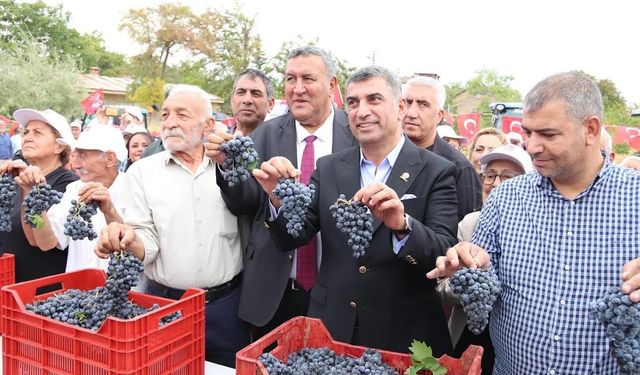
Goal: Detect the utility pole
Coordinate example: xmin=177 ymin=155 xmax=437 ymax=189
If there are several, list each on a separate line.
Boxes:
xmin=367 ymin=50 xmax=376 ymax=66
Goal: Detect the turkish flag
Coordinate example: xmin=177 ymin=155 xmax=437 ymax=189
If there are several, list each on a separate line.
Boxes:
xmin=455 ymin=113 xmax=480 ymax=140
xmin=332 ymin=80 xmax=343 ymax=109
xmin=501 ymin=116 xmax=527 ymax=141
xmin=80 ymin=90 xmax=104 ymax=115
xmin=615 ymin=126 xmax=640 ymax=151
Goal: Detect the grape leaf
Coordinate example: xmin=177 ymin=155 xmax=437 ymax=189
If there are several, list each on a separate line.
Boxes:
xmin=404 ymin=340 xmax=447 ymax=375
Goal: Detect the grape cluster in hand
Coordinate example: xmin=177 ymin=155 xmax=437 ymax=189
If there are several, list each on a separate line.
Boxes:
xmin=259 ymin=347 xmax=398 ymax=375
xmin=64 ymin=199 xmax=99 ymax=240
xmin=25 ymin=252 xmax=178 ymax=331
xmin=220 ymin=135 xmax=259 ymax=187
xmin=272 ymin=178 xmax=315 ymax=238
xmin=590 ymin=286 xmax=640 ymax=374
xmin=330 ymin=194 xmax=373 ymax=258
xmin=23 ymin=183 xmax=63 ymax=228
xmin=0 ymin=173 xmax=17 ymax=232
xmin=450 ymin=267 xmax=502 ymax=335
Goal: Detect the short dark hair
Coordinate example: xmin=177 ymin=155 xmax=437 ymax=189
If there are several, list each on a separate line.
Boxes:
xmin=346 ymin=66 xmax=402 ymax=100
xmin=233 ymin=68 xmax=274 ymax=99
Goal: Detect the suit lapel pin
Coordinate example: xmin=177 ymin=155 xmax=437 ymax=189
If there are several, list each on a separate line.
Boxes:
xmin=400 ymin=172 xmax=410 ymax=182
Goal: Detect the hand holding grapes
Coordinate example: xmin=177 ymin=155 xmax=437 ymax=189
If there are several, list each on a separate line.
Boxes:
xmin=204 ymin=124 xmax=237 ymax=165
xmin=78 ymin=182 xmax=112 ymax=213
xmin=253 ymin=156 xmax=300 ymax=208
xmin=621 ymin=257 xmax=640 ymax=302
xmin=95 ymin=222 xmax=144 ymax=261
xmin=352 ymin=183 xmax=405 ymax=233
xmin=426 ymin=242 xmax=491 ymax=280
xmin=13 ymin=163 xmax=46 ymax=193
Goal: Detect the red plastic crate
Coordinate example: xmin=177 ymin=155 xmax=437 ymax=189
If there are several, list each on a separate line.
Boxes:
xmin=236 ymin=317 xmax=483 ymax=375
xmin=1 ymin=268 xmax=205 ymax=374
xmin=0 ymin=253 xmax=15 ymax=334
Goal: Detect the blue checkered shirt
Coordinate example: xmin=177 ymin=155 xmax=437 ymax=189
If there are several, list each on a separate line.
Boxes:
xmin=472 ymin=159 xmax=640 ymax=374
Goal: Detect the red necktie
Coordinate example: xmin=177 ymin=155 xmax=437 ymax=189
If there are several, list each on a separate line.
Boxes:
xmin=296 ymin=135 xmax=317 ymax=291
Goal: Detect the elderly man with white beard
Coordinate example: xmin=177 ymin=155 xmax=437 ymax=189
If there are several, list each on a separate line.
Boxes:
xmin=94 ymin=84 xmax=249 ymax=368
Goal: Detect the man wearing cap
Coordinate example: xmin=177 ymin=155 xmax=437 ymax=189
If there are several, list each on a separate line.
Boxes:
xmin=69 ymin=120 xmax=82 ymax=140
xmin=402 ymin=76 xmax=482 ymax=220
xmin=506 ymin=131 xmax=524 ymax=147
xmin=28 ymin=125 xmax=128 ymax=272
xmin=436 ymin=123 xmax=467 ymax=152
xmin=121 ymin=106 xmax=147 ymax=134
xmin=85 ymin=107 xmax=109 ymax=131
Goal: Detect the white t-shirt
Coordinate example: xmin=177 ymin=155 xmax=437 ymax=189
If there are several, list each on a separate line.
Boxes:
xmin=48 ymin=173 xmax=127 ymax=272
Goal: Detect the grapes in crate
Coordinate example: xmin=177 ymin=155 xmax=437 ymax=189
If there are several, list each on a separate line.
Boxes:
xmin=329 ymin=194 xmax=373 ymax=258
xmin=219 ymin=135 xmax=259 ymax=187
xmin=272 ymin=178 xmax=315 ymax=238
xmin=23 ymin=183 xmax=63 ymax=228
xmin=450 ymin=267 xmax=502 ymax=335
xmin=0 ymin=173 xmax=18 ymax=232
xmin=25 ymin=251 xmax=179 ymax=331
xmin=590 ymin=286 xmax=640 ymax=374
xmin=259 ymin=347 xmax=399 ymax=375
xmin=64 ymin=199 xmax=99 ymax=240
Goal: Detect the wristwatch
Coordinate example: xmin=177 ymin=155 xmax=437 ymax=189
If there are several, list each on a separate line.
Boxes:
xmin=394 ymin=214 xmax=413 ymax=236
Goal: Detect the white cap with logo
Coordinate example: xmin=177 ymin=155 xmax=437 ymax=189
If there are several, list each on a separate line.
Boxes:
xmin=13 ymin=109 xmax=75 ymax=149
xmin=75 ymin=126 xmax=127 ymax=162
xmin=480 ymin=143 xmax=534 ymax=174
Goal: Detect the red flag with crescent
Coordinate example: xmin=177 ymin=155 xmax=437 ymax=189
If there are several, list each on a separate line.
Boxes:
xmin=80 ymin=90 xmax=104 ymax=115
xmin=615 ymin=126 xmax=640 ymax=151
xmin=455 ymin=113 xmax=480 ymax=140
xmin=501 ymin=116 xmax=527 ymax=141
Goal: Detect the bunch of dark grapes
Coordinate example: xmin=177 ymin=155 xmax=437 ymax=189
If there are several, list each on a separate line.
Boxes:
xmin=23 ymin=183 xmax=63 ymax=228
xmin=64 ymin=199 xmax=99 ymax=240
xmin=259 ymin=347 xmax=398 ymax=375
xmin=219 ymin=135 xmax=259 ymax=187
xmin=0 ymin=173 xmax=17 ymax=232
xmin=329 ymin=194 xmax=373 ymax=258
xmin=590 ymin=286 xmax=640 ymax=374
xmin=272 ymin=178 xmax=315 ymax=238
xmin=25 ymin=251 xmax=180 ymax=331
xmin=450 ymin=267 xmax=502 ymax=335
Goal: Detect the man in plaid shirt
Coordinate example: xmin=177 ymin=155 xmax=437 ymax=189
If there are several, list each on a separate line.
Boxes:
xmin=428 ymin=71 xmax=640 ymax=374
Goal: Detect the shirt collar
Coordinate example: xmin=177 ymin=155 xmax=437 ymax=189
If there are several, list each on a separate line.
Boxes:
xmin=359 ymin=134 xmax=405 ymax=167
xmin=295 ymin=106 xmax=334 ymax=144
xmin=162 ymin=150 xmax=214 ymax=173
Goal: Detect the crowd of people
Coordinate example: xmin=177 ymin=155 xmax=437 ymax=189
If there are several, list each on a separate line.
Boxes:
xmin=0 ymin=45 xmax=639 ymax=373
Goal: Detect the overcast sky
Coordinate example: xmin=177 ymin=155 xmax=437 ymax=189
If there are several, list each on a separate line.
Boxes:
xmin=44 ymin=0 xmax=640 ymax=105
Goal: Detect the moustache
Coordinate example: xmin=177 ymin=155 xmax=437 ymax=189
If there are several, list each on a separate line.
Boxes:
xmin=161 ymin=129 xmax=185 ymax=140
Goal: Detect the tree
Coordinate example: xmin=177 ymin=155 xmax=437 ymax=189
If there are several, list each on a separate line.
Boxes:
xmin=0 ymin=0 xmax=130 ymax=75
xmin=127 ymin=77 xmax=166 ymax=113
xmin=0 ymin=39 xmax=84 ymax=117
xmin=120 ymin=4 xmax=218 ymax=79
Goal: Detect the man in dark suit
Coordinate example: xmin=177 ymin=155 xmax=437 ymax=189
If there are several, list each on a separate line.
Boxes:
xmin=206 ymin=46 xmax=356 ymax=339
xmin=402 ymin=77 xmax=482 ymax=220
xmin=251 ymin=66 xmax=458 ymax=355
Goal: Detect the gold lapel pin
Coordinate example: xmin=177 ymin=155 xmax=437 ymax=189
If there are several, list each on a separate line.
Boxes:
xmin=400 ymin=172 xmax=410 ymax=182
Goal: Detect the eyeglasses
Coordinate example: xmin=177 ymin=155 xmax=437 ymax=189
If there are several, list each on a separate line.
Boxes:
xmin=481 ymin=171 xmax=519 ymax=185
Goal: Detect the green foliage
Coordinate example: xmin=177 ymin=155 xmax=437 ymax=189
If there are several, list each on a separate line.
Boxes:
xmin=405 ymin=340 xmax=447 ymax=375
xmin=0 ymin=0 xmax=130 ymax=75
xmin=0 ymin=38 xmax=84 ymax=117
xmin=128 ymin=77 xmax=166 ymax=112
xmin=614 ymin=142 xmax=631 ymax=156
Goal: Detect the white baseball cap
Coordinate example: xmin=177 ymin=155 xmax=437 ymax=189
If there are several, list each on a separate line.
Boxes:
xmin=125 ymin=106 xmax=144 ymax=122
xmin=507 ymin=132 xmax=523 ymax=144
xmin=436 ymin=124 xmax=468 ymax=144
xmin=69 ymin=120 xmax=82 ymax=129
xmin=480 ymin=144 xmax=534 ymax=174
xmin=75 ymin=125 xmax=127 ymax=162
xmin=13 ymin=109 xmax=75 ymax=149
